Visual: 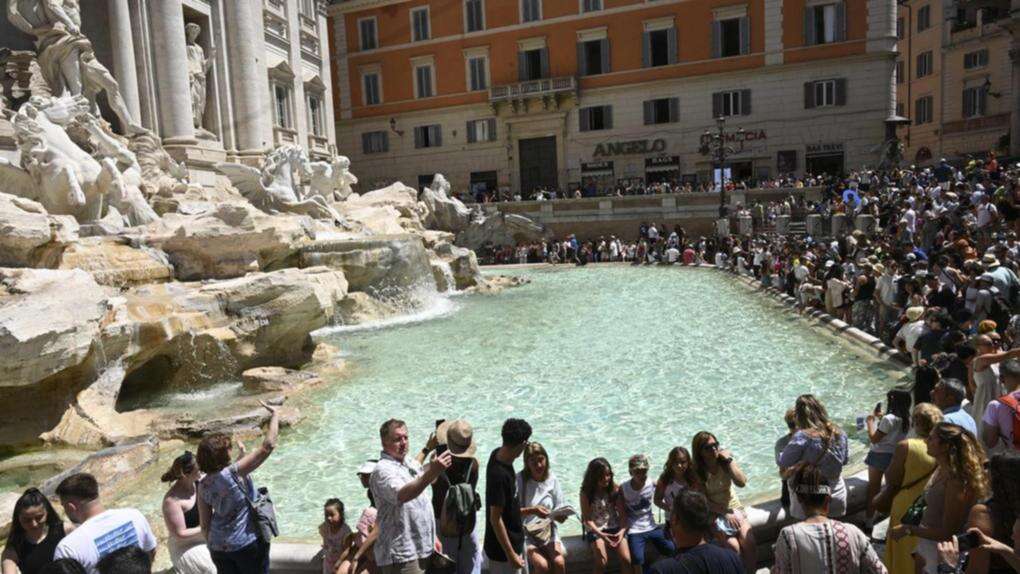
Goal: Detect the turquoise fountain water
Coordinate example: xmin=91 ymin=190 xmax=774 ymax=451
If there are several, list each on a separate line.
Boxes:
xmin=261 ymin=266 xmax=907 ymax=540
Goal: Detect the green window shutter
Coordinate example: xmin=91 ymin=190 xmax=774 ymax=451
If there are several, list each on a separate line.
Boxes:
xmin=804 ymin=82 xmax=816 ymax=109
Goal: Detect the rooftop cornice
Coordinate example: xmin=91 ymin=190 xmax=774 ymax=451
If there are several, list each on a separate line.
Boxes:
xmin=327 ymin=0 xmax=409 ymax=16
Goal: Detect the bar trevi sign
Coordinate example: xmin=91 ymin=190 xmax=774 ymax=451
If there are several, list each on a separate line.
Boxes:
xmin=805 ymin=142 xmax=844 ymax=155
xmin=593 ymin=138 xmax=667 ymax=158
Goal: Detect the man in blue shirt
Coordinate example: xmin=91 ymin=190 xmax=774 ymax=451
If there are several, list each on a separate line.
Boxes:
xmin=934 ymin=378 xmax=978 ymax=436
xmin=650 ymin=490 xmax=744 ymax=574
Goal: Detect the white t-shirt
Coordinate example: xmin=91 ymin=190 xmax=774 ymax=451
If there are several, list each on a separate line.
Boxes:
xmin=666 ymin=248 xmax=680 ymax=263
xmin=54 ymin=508 xmax=157 ymax=574
xmin=871 ymin=414 xmax=906 ymax=454
xmin=621 ymin=479 xmax=657 ymax=534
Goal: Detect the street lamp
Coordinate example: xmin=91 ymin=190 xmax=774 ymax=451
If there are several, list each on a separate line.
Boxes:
xmin=702 ymin=116 xmax=744 ymax=218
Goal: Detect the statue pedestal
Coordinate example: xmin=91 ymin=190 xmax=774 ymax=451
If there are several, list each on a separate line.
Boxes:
xmin=164 ymin=138 xmax=228 ymax=187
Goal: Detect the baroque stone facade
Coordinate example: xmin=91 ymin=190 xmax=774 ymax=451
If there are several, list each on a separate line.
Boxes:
xmin=0 ymin=0 xmax=337 ymax=183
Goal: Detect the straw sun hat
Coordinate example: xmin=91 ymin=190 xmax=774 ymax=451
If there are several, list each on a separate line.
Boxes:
xmin=436 ymin=419 xmax=477 ymax=458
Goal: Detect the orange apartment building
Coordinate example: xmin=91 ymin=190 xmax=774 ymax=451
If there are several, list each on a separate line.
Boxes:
xmin=328 ymin=0 xmax=898 ymax=196
xmin=895 ymin=0 xmax=1018 ymax=165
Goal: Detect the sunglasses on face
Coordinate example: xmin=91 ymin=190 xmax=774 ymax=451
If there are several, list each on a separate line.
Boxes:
xmin=702 ymin=443 xmax=720 ymax=452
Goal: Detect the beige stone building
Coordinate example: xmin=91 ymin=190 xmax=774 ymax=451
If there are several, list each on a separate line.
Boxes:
xmin=0 ymin=0 xmax=337 ymax=183
xmin=895 ymin=0 xmax=1018 ymax=164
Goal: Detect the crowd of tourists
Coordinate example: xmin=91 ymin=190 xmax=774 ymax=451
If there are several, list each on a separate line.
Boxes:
xmin=6 ymin=156 xmax=1020 ymax=574
xmin=466 ymin=173 xmax=831 ymax=204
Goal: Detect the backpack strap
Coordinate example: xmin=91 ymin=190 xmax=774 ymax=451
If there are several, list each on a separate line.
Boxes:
xmin=998 ymin=393 xmax=1020 ymax=447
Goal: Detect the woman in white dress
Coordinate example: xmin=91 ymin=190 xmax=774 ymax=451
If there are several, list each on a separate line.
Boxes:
xmin=162 ymin=451 xmax=216 ymax=574
xmin=970 ymin=335 xmax=1020 ymax=436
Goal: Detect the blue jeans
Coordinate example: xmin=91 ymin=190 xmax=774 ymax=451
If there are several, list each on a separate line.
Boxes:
xmin=626 ymin=527 xmax=675 ymax=566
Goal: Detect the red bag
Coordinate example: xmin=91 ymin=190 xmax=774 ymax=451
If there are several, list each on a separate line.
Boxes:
xmin=998 ymin=393 xmax=1020 ymax=450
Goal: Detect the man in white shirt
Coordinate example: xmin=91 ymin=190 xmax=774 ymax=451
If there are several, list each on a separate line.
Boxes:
xmin=53 ymin=473 xmax=157 ymax=574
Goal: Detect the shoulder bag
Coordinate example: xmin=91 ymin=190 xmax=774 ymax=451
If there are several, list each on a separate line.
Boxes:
xmin=873 ymin=462 xmax=936 ymax=515
xmin=230 ymin=468 xmax=279 ymax=543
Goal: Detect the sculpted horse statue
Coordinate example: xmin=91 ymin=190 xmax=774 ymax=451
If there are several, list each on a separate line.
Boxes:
xmin=215 ymin=144 xmax=344 ymax=223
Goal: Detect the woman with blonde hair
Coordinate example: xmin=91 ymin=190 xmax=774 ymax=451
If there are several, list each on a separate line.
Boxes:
xmin=692 ymin=431 xmax=756 ymax=572
xmin=889 ymin=422 xmax=990 ymax=573
xmin=779 ymin=395 xmax=850 ymax=519
xmin=877 ymin=403 xmax=942 ymax=574
xmin=517 ymin=443 xmax=567 ymax=574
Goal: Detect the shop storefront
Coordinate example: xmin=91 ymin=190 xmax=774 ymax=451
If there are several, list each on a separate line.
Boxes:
xmin=805 ymin=143 xmax=845 ymax=175
xmin=645 ymin=155 xmax=681 ymax=184
xmin=581 ymin=161 xmax=614 ymax=194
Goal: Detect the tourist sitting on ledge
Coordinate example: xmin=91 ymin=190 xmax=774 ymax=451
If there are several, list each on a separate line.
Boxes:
xmin=580 ymin=458 xmax=632 ymax=574
xmin=691 ymin=432 xmax=756 ymax=572
xmin=649 ymin=490 xmax=743 ymax=574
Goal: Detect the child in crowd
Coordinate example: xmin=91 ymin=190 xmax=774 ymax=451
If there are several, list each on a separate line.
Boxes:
xmin=654 ymin=446 xmax=701 ymax=526
xmin=622 ymin=455 xmax=675 ymax=574
xmin=864 ymin=388 xmax=912 ymax=529
xmin=319 ymin=498 xmax=353 ymax=574
xmin=580 ymin=458 xmax=633 ymax=574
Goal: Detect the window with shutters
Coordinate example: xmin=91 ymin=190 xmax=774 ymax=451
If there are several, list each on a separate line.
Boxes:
xmin=644 ymin=97 xmax=679 ymax=124
xmin=896 ymin=17 xmax=904 ymax=39
xmin=411 ymin=7 xmax=430 ymax=42
xmin=466 ymin=56 xmax=488 ymax=91
xmin=804 ymin=78 xmax=846 ymax=108
xmin=465 ymin=0 xmax=484 ymax=33
xmin=414 ymin=124 xmax=442 ymax=148
xmin=362 ymin=131 xmax=388 ymax=154
xmin=414 ymin=64 xmax=434 ymax=98
xmin=646 ymin=28 xmax=676 ymax=67
xmin=963 ymin=49 xmax=988 ymax=69
xmin=358 ymin=18 xmax=377 ymax=51
xmin=916 ymin=51 xmax=932 ymax=78
xmin=579 ymin=39 xmax=609 ymax=76
xmin=917 ymin=5 xmax=930 ymax=31
xmin=962 ymin=86 xmax=987 ymax=118
xmin=519 ymin=48 xmax=548 ymax=81
xmin=713 ymin=16 xmax=748 ymax=58
xmin=362 ymin=72 xmax=381 ymax=105
xmin=815 ymin=80 xmax=836 ymax=106
xmin=521 ymin=0 xmax=541 ymax=22
xmin=804 ymin=2 xmax=846 ymax=45
xmin=467 ymin=118 xmax=496 ymax=143
xmin=914 ymin=95 xmax=933 ymax=124
xmin=581 ymin=0 xmax=602 ymax=12
xmin=579 ymin=105 xmax=612 ymax=131
xmin=713 ymin=90 xmax=749 ymax=117
xmin=895 ymin=60 xmax=903 ymax=84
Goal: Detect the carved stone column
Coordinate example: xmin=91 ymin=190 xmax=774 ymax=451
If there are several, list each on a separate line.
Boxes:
xmin=150 ymin=0 xmax=195 ymax=144
xmin=107 ymin=0 xmax=141 ymax=123
xmin=225 ymin=0 xmax=271 ymax=155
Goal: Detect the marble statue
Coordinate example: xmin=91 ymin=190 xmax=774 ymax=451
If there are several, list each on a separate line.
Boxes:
xmin=185 ymin=22 xmax=215 ymax=139
xmin=7 ymin=0 xmax=144 ymax=135
xmin=305 ymin=154 xmax=358 ymax=202
xmin=429 ymin=173 xmax=451 ymax=197
xmin=0 ymin=94 xmax=157 ymax=225
xmin=215 ymin=144 xmax=346 ymax=224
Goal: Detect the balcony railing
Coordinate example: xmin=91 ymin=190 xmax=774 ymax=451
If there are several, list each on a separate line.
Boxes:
xmin=489 ymin=76 xmax=576 ymax=103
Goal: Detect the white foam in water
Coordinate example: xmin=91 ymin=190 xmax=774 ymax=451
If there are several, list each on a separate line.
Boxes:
xmin=161 ymin=382 xmax=244 ymax=405
xmin=314 ymin=291 xmax=460 ymax=335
